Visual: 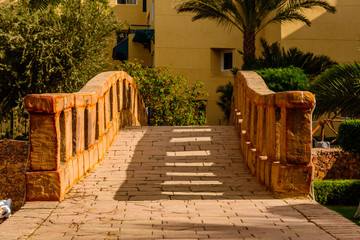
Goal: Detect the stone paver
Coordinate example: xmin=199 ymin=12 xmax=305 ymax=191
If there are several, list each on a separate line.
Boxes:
xmin=1 ymin=126 xmax=359 ymax=239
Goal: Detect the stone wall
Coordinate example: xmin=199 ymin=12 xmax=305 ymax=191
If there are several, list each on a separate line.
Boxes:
xmin=0 ymin=140 xmax=29 ymax=212
xmin=312 ymin=148 xmax=360 ymax=180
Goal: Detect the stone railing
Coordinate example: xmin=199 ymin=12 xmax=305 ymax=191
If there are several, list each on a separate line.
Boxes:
xmin=230 ymin=71 xmax=315 ymax=196
xmin=24 ymin=71 xmax=147 ymax=201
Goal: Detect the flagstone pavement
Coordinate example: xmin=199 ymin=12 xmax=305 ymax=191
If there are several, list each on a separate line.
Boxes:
xmin=1 ymin=126 xmax=359 ymax=239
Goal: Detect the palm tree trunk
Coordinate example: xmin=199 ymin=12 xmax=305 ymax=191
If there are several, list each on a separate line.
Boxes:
xmin=242 ymin=30 xmax=256 ymax=69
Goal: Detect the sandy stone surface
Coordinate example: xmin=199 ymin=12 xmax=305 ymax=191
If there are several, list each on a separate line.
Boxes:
xmin=1 ymin=126 xmax=359 ymax=239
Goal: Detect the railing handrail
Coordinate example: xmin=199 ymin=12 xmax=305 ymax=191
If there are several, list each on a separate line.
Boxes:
xmin=231 ymin=71 xmax=315 ymax=196
xmin=24 ymin=71 xmax=147 ymax=201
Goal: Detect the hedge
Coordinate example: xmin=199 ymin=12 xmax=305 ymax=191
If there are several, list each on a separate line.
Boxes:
xmin=313 ymin=180 xmax=360 ymax=205
xmin=338 ymin=120 xmax=360 ymax=155
xmin=255 ymin=66 xmax=309 ymax=92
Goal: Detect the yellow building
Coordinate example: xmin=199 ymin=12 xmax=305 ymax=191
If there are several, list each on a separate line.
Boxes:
xmin=111 ymin=0 xmax=360 ymax=125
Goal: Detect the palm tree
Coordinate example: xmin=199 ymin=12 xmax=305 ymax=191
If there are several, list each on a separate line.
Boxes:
xmin=310 ymin=63 xmax=360 ymax=119
xmin=176 ymin=0 xmax=336 ymax=69
xmin=257 ymin=38 xmax=336 ymax=79
xmin=216 ymin=82 xmax=233 ymax=121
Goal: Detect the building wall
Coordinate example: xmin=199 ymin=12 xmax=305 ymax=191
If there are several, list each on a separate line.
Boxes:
xmin=111 ymin=0 xmax=147 ymax=25
xmin=263 ymin=0 xmax=360 ymax=63
xmin=111 ymin=0 xmax=153 ymax=66
xmin=154 ymin=0 xmax=243 ymax=125
xmin=111 ymin=0 xmax=360 ymax=125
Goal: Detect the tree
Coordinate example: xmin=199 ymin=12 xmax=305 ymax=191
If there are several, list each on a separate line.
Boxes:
xmin=255 ymin=38 xmax=336 ymax=79
xmin=116 ymin=61 xmax=208 ymax=126
xmin=176 ymin=0 xmax=336 ymax=69
xmin=27 ymin=0 xmax=108 ymax=11
xmin=0 ymin=0 xmax=121 ymax=121
xmin=309 ymin=63 xmax=360 ymax=119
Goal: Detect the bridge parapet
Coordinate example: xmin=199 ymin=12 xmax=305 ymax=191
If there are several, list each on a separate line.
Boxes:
xmin=24 ymin=71 xmax=147 ymax=201
xmin=230 ymin=71 xmax=315 ymax=196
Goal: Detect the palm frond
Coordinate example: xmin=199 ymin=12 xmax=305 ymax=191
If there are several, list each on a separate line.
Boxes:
xmin=216 ymin=81 xmax=233 ymax=120
xmin=29 ymin=0 xmax=61 ymax=11
xmin=310 ymin=63 xmax=360 ymax=119
xmin=176 ymin=0 xmax=244 ymax=32
xmin=255 ymin=38 xmax=335 ymax=77
xmin=258 ymin=0 xmax=336 ymax=32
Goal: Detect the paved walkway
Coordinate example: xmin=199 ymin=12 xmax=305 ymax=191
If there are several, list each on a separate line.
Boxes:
xmin=1 ymin=126 xmax=359 ymax=239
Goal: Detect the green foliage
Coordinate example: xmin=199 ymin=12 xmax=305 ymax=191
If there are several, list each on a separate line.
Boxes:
xmin=0 ymin=0 xmax=121 ymax=121
xmin=28 ymin=0 xmax=108 ymax=11
xmin=255 ymin=66 xmax=309 ymax=92
xmin=313 ymin=180 xmax=360 ymax=205
xmin=116 ymin=61 xmax=208 ymax=126
xmin=310 ymin=63 xmax=360 ymax=119
xmin=216 ymin=82 xmax=233 ymax=121
xmin=176 ymin=0 xmax=336 ymax=68
xmin=28 ymin=0 xmax=62 ymax=10
xmin=251 ymin=38 xmax=336 ymax=79
xmin=338 ymin=120 xmax=360 ymax=155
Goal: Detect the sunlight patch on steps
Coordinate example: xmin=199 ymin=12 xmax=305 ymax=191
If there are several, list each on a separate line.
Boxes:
xmin=169 ymin=137 xmax=212 ymax=142
xmin=161 ymin=192 xmax=224 ymax=196
xmin=166 ymin=150 xmax=211 ymax=156
xmin=161 ymin=180 xmax=222 ymax=185
xmin=166 ymin=172 xmax=215 ymax=176
xmin=172 ymin=128 xmax=212 ymax=132
xmin=165 ymin=162 xmax=214 ymax=167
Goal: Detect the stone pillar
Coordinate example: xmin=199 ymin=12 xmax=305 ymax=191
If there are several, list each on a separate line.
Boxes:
xmin=270 ymin=91 xmax=315 ymax=195
xmin=24 ymin=94 xmax=74 ymax=201
xmin=276 ymin=92 xmax=314 ymax=165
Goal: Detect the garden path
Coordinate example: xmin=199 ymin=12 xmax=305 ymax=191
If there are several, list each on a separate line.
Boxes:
xmin=0 ymin=126 xmax=359 ymax=239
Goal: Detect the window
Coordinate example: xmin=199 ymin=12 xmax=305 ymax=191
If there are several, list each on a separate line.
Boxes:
xmin=222 ymin=51 xmax=233 ymax=71
xmin=117 ymin=0 xmax=137 ymax=4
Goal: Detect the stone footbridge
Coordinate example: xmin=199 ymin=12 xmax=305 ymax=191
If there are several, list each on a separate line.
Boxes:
xmin=1 ymin=126 xmax=359 ymax=239
xmin=0 ymin=71 xmax=359 ymax=239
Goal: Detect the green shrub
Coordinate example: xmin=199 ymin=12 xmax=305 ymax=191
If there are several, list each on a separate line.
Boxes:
xmin=313 ymin=180 xmax=360 ymax=205
xmin=0 ymin=0 xmax=121 ymax=121
xmin=116 ymin=61 xmax=208 ymax=126
xmin=255 ymin=66 xmax=309 ymax=92
xmin=338 ymin=120 xmax=360 ymax=155
xmin=248 ymin=38 xmax=336 ymax=79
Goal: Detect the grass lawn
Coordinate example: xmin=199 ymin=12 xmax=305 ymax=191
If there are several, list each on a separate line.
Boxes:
xmin=326 ymin=205 xmax=360 ymax=226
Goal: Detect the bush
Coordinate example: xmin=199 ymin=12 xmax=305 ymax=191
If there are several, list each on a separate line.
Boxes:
xmin=245 ymin=38 xmax=336 ymax=79
xmin=313 ymin=180 xmax=360 ymax=205
xmin=116 ymin=61 xmax=208 ymax=126
xmin=0 ymin=0 xmax=121 ymax=121
xmin=255 ymin=66 xmax=309 ymax=92
xmin=338 ymin=120 xmax=360 ymax=155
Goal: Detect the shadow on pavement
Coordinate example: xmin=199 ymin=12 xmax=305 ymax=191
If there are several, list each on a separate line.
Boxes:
xmin=114 ymin=126 xmax=273 ymax=201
